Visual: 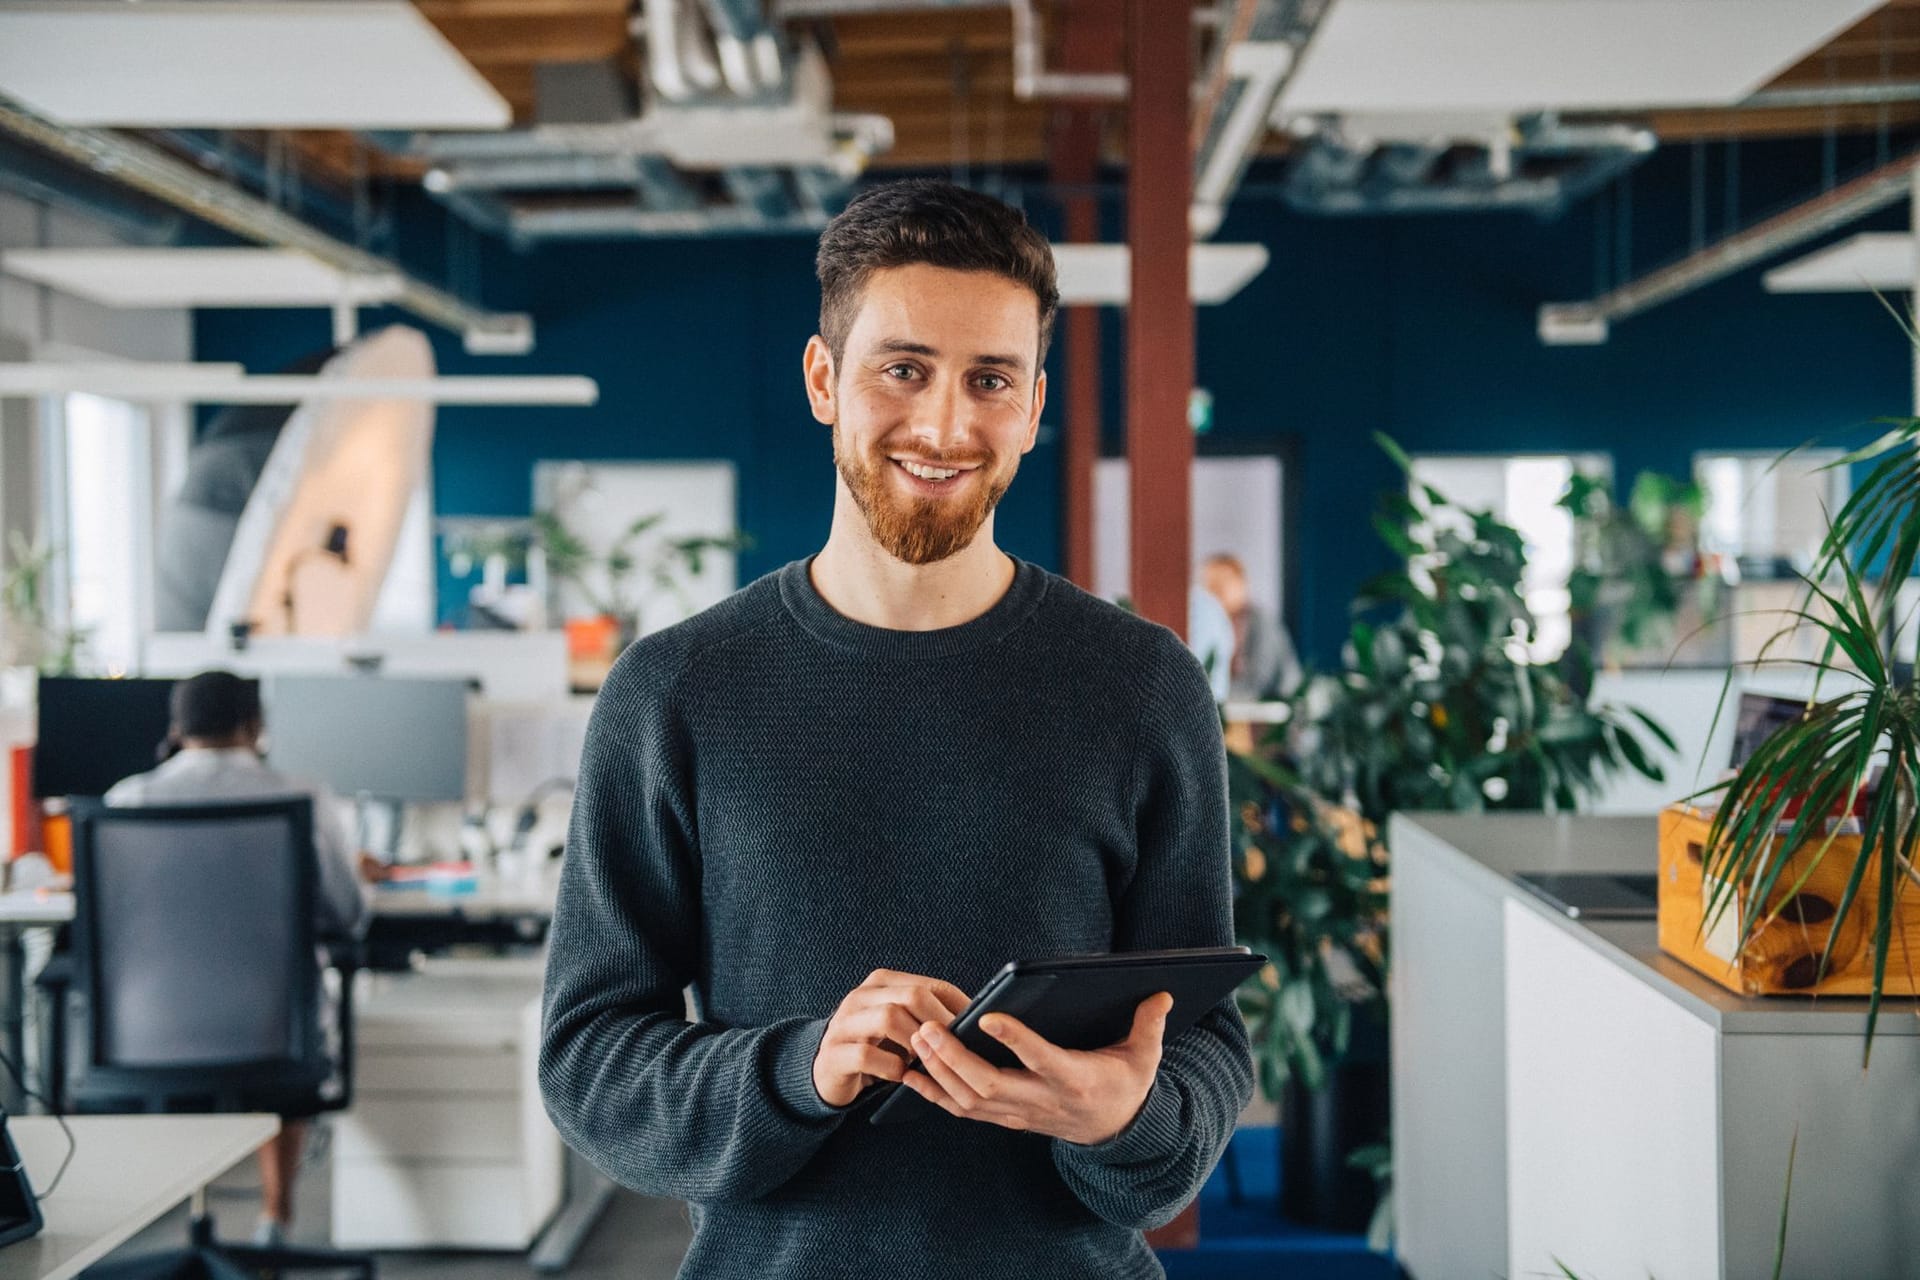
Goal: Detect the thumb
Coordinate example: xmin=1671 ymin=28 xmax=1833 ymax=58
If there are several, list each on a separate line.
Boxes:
xmin=1130 ymin=992 xmax=1175 ymax=1051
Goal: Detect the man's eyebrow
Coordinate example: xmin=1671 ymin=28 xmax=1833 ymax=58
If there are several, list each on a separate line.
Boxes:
xmin=872 ymin=338 xmax=1028 ymax=374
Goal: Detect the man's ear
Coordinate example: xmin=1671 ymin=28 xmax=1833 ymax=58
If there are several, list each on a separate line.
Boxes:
xmin=803 ymin=335 xmax=838 ymax=426
xmin=1021 ymin=370 xmax=1048 ymax=455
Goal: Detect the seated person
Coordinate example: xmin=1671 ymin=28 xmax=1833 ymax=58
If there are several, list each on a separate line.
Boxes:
xmin=1202 ymin=552 xmax=1303 ymax=701
xmin=106 ymin=670 xmax=368 ymax=1246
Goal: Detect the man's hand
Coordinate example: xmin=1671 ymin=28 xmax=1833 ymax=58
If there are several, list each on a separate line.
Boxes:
xmin=813 ymin=969 xmax=972 ymax=1109
xmin=902 ymin=991 xmax=1174 ymax=1145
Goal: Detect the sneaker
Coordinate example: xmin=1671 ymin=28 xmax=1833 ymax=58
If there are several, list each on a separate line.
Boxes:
xmin=251 ymin=1217 xmax=287 ymax=1248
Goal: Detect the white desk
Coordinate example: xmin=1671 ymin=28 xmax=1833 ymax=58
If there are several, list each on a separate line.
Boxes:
xmin=366 ymin=865 xmax=559 ymax=921
xmin=0 ymin=1114 xmax=278 ymax=1280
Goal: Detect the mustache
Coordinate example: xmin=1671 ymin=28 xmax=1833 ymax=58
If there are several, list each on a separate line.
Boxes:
xmin=875 ymin=444 xmax=994 ymax=468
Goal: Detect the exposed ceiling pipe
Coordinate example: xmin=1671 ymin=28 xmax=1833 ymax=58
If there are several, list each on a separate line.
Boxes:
xmin=1190 ymin=0 xmax=1330 ymax=238
xmin=642 ymin=0 xmax=696 ymax=102
xmin=774 ymin=0 xmax=1125 ymax=99
xmin=1539 ymin=152 xmax=1920 ymax=345
xmin=0 ymin=95 xmax=533 ymax=354
xmin=508 ymin=203 xmax=828 ymax=238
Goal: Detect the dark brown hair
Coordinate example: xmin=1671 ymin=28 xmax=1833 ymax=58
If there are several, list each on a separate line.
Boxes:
xmin=815 ymin=179 xmax=1059 ymax=373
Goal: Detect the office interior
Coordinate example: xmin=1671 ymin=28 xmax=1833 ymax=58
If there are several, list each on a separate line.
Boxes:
xmin=1 ymin=1 xmax=1919 ymax=1277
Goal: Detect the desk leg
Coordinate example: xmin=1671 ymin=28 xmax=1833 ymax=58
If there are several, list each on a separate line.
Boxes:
xmin=0 ymin=923 xmax=22 ymax=1114
xmin=530 ymin=1148 xmax=616 ymax=1272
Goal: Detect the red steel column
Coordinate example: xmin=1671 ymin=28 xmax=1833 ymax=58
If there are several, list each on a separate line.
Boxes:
xmin=1056 ymin=110 xmax=1100 ymax=590
xmin=1126 ymin=0 xmax=1193 ymax=638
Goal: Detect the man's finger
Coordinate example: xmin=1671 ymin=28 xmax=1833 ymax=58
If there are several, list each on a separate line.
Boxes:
xmin=862 ymin=970 xmax=971 ymax=1012
xmin=978 ymin=1013 xmax=1067 ymax=1076
xmin=1127 ymin=992 xmax=1175 ymax=1055
xmin=901 ymin=1070 xmax=967 ymax=1119
xmin=912 ymin=1032 xmax=986 ymax=1111
xmin=839 ymin=1042 xmax=907 ymax=1084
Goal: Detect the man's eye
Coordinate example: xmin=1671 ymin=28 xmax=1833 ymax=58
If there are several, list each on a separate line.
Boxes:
xmin=977 ymin=374 xmax=1009 ymax=391
xmin=887 ymin=364 xmax=918 ymax=380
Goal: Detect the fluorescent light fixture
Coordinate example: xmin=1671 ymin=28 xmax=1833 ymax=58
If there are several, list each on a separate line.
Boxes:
xmin=1052 ymin=244 xmax=1270 ymax=306
xmin=1762 ymin=232 xmax=1914 ymax=293
xmin=0 ymin=1 xmax=510 ymax=129
xmin=1537 ymin=305 xmax=1609 ymax=346
xmin=0 ymin=248 xmax=404 ymax=309
xmin=0 ymin=364 xmax=599 ymax=405
xmin=1280 ymin=0 xmax=1879 ymax=116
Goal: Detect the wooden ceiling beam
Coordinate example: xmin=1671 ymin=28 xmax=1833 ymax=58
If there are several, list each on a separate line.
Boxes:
xmin=1619 ymin=103 xmax=1920 ymax=141
xmin=415 ymin=0 xmax=627 ymax=15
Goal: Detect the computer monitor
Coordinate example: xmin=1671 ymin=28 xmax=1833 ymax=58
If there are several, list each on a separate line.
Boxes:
xmin=263 ymin=674 xmax=469 ymax=803
xmin=1728 ymin=692 xmax=1806 ymax=770
xmin=32 ymin=677 xmax=179 ymax=799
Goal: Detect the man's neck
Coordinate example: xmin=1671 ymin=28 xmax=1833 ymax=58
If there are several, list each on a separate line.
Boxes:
xmin=811 ymin=500 xmax=1015 ymax=633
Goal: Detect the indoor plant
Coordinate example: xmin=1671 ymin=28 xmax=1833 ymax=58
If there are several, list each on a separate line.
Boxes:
xmin=1232 ymin=435 xmax=1674 ymax=1231
xmin=1692 ymin=418 xmax=1920 ymax=1062
xmin=531 ymin=506 xmax=750 ymax=644
xmin=1560 ymin=469 xmax=1720 ymax=681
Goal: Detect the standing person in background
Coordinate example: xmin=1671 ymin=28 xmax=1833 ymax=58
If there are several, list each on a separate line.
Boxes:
xmin=1202 ymin=552 xmax=1302 ymax=701
xmin=106 ymin=670 xmax=368 ymax=1246
xmin=541 ymin=179 xmax=1251 ymax=1279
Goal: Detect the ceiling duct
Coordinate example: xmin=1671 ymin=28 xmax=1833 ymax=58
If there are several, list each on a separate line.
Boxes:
xmin=774 ymin=0 xmax=1125 ymax=99
xmin=1280 ymin=111 xmax=1655 ymax=217
xmin=398 ymin=0 xmax=888 ymax=242
xmin=1190 ymin=0 xmax=1331 ymax=238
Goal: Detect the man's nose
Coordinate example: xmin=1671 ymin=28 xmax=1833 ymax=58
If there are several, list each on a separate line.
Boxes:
xmin=902 ymin=373 xmax=972 ymax=453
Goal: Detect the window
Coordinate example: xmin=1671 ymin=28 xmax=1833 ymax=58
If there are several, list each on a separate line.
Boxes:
xmin=1695 ymin=450 xmax=1849 ymax=576
xmin=42 ymin=392 xmax=167 ymax=674
xmin=1409 ymin=453 xmax=1611 ymax=663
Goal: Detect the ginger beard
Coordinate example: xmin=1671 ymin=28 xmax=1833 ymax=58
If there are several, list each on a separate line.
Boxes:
xmin=832 ymin=422 xmax=1018 ymax=566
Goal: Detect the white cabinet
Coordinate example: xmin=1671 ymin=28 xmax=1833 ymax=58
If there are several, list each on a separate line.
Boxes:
xmin=1394 ymin=813 xmax=1920 ymax=1280
xmin=332 ymin=966 xmax=564 ymax=1250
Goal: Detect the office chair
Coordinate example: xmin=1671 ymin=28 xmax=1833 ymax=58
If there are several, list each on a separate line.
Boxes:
xmin=56 ymin=798 xmax=374 ymax=1279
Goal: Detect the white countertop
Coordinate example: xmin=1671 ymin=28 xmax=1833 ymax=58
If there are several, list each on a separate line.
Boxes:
xmin=1395 ymin=812 xmax=1920 ymax=1036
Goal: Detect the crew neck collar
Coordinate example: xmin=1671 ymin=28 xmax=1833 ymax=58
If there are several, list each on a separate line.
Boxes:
xmin=777 ymin=553 xmax=1050 ymax=659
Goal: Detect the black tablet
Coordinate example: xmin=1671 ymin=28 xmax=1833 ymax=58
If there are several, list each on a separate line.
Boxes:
xmin=866 ymin=945 xmax=1265 ymax=1125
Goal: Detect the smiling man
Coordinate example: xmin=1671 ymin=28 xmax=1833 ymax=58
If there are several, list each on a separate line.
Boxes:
xmin=540 ymin=180 xmax=1252 ymax=1279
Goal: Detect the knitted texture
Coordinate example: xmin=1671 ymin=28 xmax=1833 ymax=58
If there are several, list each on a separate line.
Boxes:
xmin=540 ymin=556 xmax=1253 ymax=1279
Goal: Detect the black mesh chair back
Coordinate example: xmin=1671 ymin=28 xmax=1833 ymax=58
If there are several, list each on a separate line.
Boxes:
xmin=66 ymin=798 xmax=327 ymax=1109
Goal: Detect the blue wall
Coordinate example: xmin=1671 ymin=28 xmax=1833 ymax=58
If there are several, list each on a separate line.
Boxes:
xmin=195 ymin=139 xmax=1917 ymax=661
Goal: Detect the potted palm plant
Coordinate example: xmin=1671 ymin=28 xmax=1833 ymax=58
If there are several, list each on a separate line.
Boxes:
xmin=1689 ymin=418 xmax=1920 ymax=1061
xmin=1233 ymin=436 xmax=1673 ymax=1232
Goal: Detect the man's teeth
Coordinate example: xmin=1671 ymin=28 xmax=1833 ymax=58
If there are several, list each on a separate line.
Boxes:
xmin=900 ymin=460 xmax=961 ymax=481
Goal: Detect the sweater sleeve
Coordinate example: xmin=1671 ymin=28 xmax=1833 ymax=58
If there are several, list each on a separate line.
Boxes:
xmin=1051 ymin=638 xmax=1255 ymax=1230
xmin=539 ymin=652 xmax=846 ymax=1203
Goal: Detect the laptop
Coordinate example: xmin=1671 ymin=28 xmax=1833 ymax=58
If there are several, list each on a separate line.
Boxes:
xmin=1514 ymin=871 xmax=1660 ymax=921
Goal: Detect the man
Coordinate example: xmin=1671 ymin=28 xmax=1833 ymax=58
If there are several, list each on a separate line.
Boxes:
xmin=106 ymin=670 xmax=367 ymax=1246
xmin=541 ymin=180 xmax=1252 ymax=1278
xmin=1202 ymin=552 xmax=1302 ymax=701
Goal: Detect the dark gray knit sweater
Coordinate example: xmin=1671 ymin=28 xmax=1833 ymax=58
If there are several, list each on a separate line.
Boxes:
xmin=540 ymin=556 xmax=1253 ymax=1279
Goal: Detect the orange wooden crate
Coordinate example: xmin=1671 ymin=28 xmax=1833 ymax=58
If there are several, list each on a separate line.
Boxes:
xmin=1658 ymin=803 xmax=1920 ymax=998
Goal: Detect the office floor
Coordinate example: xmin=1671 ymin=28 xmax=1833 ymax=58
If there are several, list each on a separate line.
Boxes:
xmin=105 ymin=1122 xmax=1398 ymax=1279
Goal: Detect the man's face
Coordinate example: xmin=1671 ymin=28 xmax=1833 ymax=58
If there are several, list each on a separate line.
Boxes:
xmin=805 ymin=263 xmax=1047 ymax=566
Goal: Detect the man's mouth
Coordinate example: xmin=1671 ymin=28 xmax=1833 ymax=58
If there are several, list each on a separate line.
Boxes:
xmin=890 ymin=457 xmax=980 ymax=488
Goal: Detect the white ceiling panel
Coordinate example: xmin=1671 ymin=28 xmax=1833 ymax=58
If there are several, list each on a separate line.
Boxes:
xmin=0 ymin=248 xmax=404 ymax=308
xmin=1762 ymin=233 xmax=1914 ymax=293
xmin=0 ymin=1 xmax=509 ymax=129
xmin=1281 ymin=0 xmax=1881 ymax=117
xmin=1053 ymin=244 xmax=1271 ymax=306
